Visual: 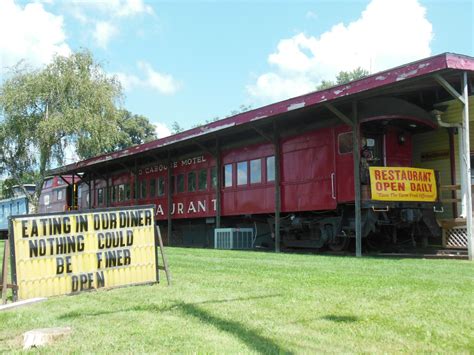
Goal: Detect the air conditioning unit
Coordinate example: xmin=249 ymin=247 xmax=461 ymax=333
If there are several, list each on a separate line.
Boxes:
xmin=214 ymin=228 xmax=254 ymax=250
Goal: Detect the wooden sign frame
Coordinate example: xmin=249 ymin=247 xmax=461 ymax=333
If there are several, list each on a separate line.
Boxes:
xmin=1 ymin=206 xmax=171 ymax=304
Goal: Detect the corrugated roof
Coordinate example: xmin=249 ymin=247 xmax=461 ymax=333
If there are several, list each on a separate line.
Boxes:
xmin=52 ymin=52 xmax=474 ymax=175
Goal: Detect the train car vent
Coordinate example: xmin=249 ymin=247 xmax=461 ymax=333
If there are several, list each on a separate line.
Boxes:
xmin=214 ymin=228 xmax=254 ymax=250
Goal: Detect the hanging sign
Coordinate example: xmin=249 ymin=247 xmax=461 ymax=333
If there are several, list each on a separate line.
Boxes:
xmin=369 ymin=167 xmax=437 ymax=202
xmin=8 ymin=205 xmax=158 ymax=300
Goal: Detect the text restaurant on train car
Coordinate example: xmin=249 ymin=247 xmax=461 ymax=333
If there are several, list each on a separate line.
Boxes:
xmin=48 ymin=53 xmax=474 ymax=260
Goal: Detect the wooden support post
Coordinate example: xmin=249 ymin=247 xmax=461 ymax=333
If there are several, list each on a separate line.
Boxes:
xmin=72 ymin=174 xmax=75 ymax=210
xmin=167 ymin=152 xmax=172 ymax=246
xmin=274 ymin=121 xmax=281 ymax=253
xmin=352 ymin=101 xmax=362 ymax=257
xmin=216 ymin=138 xmax=221 ymax=229
xmin=88 ymin=175 xmax=92 ymax=209
xmin=461 ymin=72 xmax=473 ymax=261
xmin=133 ymin=159 xmax=138 ymax=203
xmin=106 ymin=176 xmax=110 ymax=207
xmin=1 ymin=239 xmax=10 ymax=304
xmin=155 ymin=226 xmax=171 ymax=286
xmin=448 ymin=128 xmax=458 ymax=218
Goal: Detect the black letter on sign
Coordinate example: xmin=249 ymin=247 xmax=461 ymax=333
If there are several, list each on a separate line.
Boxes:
xmin=22 ymin=220 xmax=29 ymax=238
xmin=56 ymin=257 xmax=65 ymax=274
xmin=126 ymin=230 xmax=134 ymax=246
xmin=71 ymin=275 xmax=79 ymax=292
xmin=65 ymin=256 xmax=72 ymax=273
xmin=96 ymin=252 xmax=103 ymax=268
xmin=96 ymin=271 xmax=105 ymax=288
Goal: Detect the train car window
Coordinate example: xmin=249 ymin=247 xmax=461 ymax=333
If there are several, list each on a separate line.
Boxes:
xmin=177 ymin=174 xmax=185 ymax=193
xmin=112 ymin=186 xmax=118 ymax=202
xmin=338 ymin=132 xmax=353 ymax=154
xmin=56 ymin=189 xmax=63 ymax=201
xmin=140 ymin=180 xmax=147 ymax=199
xmin=150 ymin=179 xmax=156 ymax=197
xmin=250 ymin=159 xmax=262 ymax=184
xmin=211 ymin=167 xmax=217 ymax=189
xmin=266 ymin=156 xmax=275 ymax=182
xmin=118 ymin=184 xmax=125 ymax=202
xmin=224 ymin=164 xmax=233 ymax=187
xmin=198 ymin=169 xmax=208 ymax=191
xmin=98 ymin=188 xmax=104 ymax=205
xmin=171 ymin=176 xmax=176 ymax=194
xmin=43 ymin=194 xmax=50 ymax=206
xmin=237 ymin=162 xmax=248 ymax=186
xmin=188 ymin=172 xmax=197 ymax=192
xmin=125 ymin=184 xmax=131 ymax=200
xmin=158 ymin=177 xmax=165 ymax=196
xmin=43 ymin=179 xmax=53 ymax=188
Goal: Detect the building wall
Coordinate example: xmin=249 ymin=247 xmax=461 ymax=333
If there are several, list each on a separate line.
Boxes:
xmin=413 ymin=95 xmax=474 ymax=218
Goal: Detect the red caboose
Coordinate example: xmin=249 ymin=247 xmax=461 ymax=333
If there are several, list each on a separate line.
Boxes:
xmin=46 ymin=53 xmax=474 ymax=252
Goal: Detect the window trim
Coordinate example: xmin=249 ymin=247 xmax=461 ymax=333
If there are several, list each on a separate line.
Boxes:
xmin=338 ymin=131 xmax=354 ymax=155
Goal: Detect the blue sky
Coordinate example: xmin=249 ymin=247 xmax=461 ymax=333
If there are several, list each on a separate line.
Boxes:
xmin=1 ymin=0 xmax=473 ymax=137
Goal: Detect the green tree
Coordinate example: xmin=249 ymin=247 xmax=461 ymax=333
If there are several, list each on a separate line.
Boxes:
xmin=92 ymin=109 xmax=157 ymax=153
xmin=171 ymin=121 xmax=184 ymax=134
xmin=0 ymin=51 xmax=122 ymax=211
xmin=191 ymin=104 xmax=253 ymax=129
xmin=317 ymin=67 xmax=369 ymax=90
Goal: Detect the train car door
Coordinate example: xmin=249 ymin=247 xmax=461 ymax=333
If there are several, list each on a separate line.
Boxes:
xmin=281 ymin=127 xmax=337 ymax=212
xmin=335 ymin=125 xmax=355 ymax=202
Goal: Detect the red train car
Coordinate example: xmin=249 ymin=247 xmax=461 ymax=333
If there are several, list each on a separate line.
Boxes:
xmin=47 ymin=53 xmax=474 ymax=250
xmin=38 ymin=176 xmax=77 ymax=214
xmin=62 ymin=97 xmax=442 ymax=250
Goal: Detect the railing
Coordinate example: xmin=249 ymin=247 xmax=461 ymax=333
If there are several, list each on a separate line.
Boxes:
xmin=438 ymin=184 xmax=471 ymax=249
xmin=440 ymin=184 xmax=474 ymax=203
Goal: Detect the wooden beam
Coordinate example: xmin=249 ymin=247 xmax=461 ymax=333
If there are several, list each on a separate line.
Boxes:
xmin=215 ymin=138 xmax=221 ymax=229
xmin=105 ymin=176 xmax=110 ymax=207
xmin=274 ymin=120 xmax=281 ymax=253
xmin=325 ymin=103 xmax=354 ymax=126
xmin=434 ymin=74 xmax=465 ymax=104
xmin=250 ymin=124 xmax=273 ymax=143
xmin=167 ymin=151 xmax=172 ymax=247
xmin=352 ymin=100 xmax=362 ymax=257
xmin=194 ymin=141 xmax=216 ymax=157
xmin=88 ymin=174 xmax=92 ymax=209
xmin=461 ymin=72 xmax=473 ymax=261
xmin=118 ymin=161 xmax=134 ymax=173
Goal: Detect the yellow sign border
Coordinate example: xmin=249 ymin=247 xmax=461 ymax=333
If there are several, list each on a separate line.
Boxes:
xmin=8 ymin=205 xmax=158 ymax=300
xmin=369 ymin=167 xmax=437 ymax=202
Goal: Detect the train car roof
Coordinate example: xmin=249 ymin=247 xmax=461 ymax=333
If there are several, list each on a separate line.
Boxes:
xmin=50 ymin=52 xmax=474 ymax=177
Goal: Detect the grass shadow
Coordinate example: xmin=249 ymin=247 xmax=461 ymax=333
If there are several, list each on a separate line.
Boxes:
xmin=178 ymin=301 xmax=293 ymax=354
xmin=322 ymin=314 xmax=359 ymax=323
xmin=58 ymin=293 xmax=290 ymax=353
xmin=58 ymin=294 xmax=281 ymax=320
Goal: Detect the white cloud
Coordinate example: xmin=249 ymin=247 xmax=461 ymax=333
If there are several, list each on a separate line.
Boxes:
xmin=93 ymin=21 xmax=118 ymax=49
xmin=113 ymin=61 xmax=180 ymax=95
xmin=69 ymin=0 xmax=154 ymax=48
xmin=72 ymin=0 xmax=153 ymax=19
xmin=0 ymin=0 xmax=70 ymax=71
xmin=137 ymin=61 xmax=180 ymax=95
xmin=154 ymin=122 xmax=171 ymax=138
xmin=247 ymin=0 xmax=433 ymax=104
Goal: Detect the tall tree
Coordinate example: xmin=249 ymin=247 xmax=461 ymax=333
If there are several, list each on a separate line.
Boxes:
xmin=317 ymin=67 xmax=370 ymax=90
xmin=0 ymin=51 xmax=122 ymax=211
xmin=78 ymin=109 xmax=158 ymax=157
xmin=171 ymin=121 xmax=184 ymax=134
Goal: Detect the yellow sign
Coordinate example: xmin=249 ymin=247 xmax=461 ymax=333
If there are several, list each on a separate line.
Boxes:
xmin=369 ymin=167 xmax=437 ymax=202
xmin=9 ymin=206 xmax=157 ymax=300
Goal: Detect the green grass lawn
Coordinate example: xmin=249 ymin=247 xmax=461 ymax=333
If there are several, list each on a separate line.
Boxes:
xmin=0 ymin=241 xmax=473 ymax=353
